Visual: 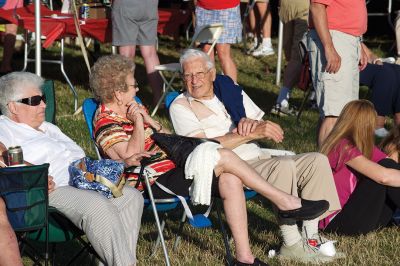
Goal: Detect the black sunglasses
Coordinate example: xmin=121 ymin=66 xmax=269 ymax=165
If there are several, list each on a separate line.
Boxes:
xmin=15 ymin=95 xmax=46 ymax=106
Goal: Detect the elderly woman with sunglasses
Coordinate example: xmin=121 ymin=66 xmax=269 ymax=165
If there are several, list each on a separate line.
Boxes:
xmin=0 ymin=72 xmax=145 ymax=266
xmin=91 ymin=55 xmax=330 ymax=266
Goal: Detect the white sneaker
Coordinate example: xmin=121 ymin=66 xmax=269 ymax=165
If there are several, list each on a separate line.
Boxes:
xmin=279 ymin=239 xmax=333 ymax=263
xmin=375 ymin=128 xmax=389 ymax=138
xmin=252 ymin=45 xmax=275 ymax=57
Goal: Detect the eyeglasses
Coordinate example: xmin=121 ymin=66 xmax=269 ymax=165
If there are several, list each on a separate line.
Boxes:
xmin=15 ymin=95 xmax=46 ymax=106
xmin=128 ymin=82 xmax=139 ymax=90
xmin=182 ymin=69 xmax=211 ymax=81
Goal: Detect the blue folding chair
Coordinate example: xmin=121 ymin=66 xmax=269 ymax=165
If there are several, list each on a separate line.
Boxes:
xmin=82 ymin=97 xmax=210 ymax=265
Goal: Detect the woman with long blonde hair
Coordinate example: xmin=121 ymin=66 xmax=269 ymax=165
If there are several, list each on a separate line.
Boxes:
xmin=320 ymin=99 xmax=400 ymax=235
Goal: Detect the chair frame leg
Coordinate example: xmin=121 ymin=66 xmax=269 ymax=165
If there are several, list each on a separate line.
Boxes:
xmin=173 ymin=210 xmax=187 ymax=251
xmin=143 ymin=173 xmax=171 ymax=266
xmin=151 ymin=216 xmax=166 ymax=257
xmin=296 ymin=86 xmax=312 ymax=122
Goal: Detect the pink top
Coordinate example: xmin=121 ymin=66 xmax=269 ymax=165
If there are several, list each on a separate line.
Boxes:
xmin=319 ymin=139 xmax=387 ymax=229
xmin=2 ymin=0 xmax=23 ymax=10
xmin=310 ymin=0 xmax=367 ymax=36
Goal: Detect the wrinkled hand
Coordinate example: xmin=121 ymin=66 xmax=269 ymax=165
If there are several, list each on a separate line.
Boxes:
xmin=359 ymin=45 xmax=368 ymax=71
xmin=249 ymin=120 xmax=284 ymax=143
xmin=232 ymin=118 xmax=259 ymax=136
xmin=137 ymin=104 xmax=153 ymax=124
xmin=48 ymin=175 xmax=55 ymax=194
xmin=124 ymin=151 xmax=157 ymax=167
xmin=324 ymin=45 xmax=341 ymax=74
xmin=126 ymin=101 xmax=144 ymax=122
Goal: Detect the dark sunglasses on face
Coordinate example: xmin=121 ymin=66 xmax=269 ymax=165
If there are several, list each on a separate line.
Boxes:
xmin=15 ymin=95 xmax=46 ymax=106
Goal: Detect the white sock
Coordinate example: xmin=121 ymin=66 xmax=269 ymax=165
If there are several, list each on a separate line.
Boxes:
xmin=302 ymin=218 xmax=319 ymax=239
xmin=262 ymin=37 xmax=272 ymax=47
xmin=277 ymin=86 xmax=290 ymax=106
xmin=280 ymin=224 xmax=302 ymax=246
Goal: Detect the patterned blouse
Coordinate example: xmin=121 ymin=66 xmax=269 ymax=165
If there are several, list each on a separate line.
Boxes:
xmin=93 ymin=104 xmax=175 ymax=190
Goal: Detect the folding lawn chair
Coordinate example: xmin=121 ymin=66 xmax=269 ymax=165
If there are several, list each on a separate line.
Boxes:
xmin=152 ymin=23 xmax=224 ymax=117
xmin=82 ymin=97 xmax=199 ymax=266
xmin=0 ymin=164 xmax=50 ymax=266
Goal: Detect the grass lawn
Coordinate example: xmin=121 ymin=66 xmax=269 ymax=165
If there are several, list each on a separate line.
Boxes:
xmin=6 ymin=34 xmax=400 ymax=265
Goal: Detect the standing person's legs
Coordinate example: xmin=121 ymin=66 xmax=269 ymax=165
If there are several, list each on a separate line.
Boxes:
xmin=308 ymin=30 xmax=360 ymax=145
xmin=0 ymin=24 xmax=18 ymax=74
xmin=248 ymin=2 xmax=258 ymax=39
xmin=0 ymin=0 xmax=23 ymax=74
xmin=251 ymin=1 xmax=274 ymax=57
xmin=196 ymin=5 xmax=241 ymax=82
xmin=49 ymin=186 xmax=143 ymax=266
xmin=139 ymin=45 xmax=163 ymax=105
xmin=0 ymin=198 xmax=22 ymax=266
xmin=215 ymin=43 xmax=237 ymax=82
xmin=202 ymin=42 xmax=237 ymax=82
xmin=259 ymin=1 xmax=272 ymax=41
xmin=276 ymin=18 xmax=308 ymax=109
xmin=112 ymin=0 xmax=162 ymax=105
xmin=119 ymin=45 xmax=137 ymax=58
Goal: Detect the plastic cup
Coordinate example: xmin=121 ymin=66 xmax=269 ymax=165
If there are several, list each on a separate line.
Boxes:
xmin=318 ymin=240 xmax=337 ymax=257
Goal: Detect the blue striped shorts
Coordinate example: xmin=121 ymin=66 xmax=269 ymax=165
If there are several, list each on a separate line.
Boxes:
xmin=195 ymin=5 xmax=242 ymax=44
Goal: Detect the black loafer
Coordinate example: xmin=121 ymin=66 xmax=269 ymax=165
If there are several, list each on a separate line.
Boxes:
xmin=232 ymin=257 xmax=269 ymax=266
xmin=278 ymin=199 xmax=329 ymax=225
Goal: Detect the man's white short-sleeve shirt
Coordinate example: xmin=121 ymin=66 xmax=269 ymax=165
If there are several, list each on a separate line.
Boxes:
xmin=170 ymin=91 xmax=266 ymax=161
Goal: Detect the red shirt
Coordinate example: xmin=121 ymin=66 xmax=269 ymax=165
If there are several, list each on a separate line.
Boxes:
xmin=197 ymin=0 xmax=240 ymax=10
xmin=310 ymin=0 xmax=367 ymax=36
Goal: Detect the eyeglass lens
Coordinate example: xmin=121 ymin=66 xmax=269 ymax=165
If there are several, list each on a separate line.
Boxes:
xmin=17 ymin=95 xmax=46 ymax=106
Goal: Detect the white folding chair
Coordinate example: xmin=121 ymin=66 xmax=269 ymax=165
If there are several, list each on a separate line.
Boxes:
xmin=151 ymin=23 xmax=224 ymax=117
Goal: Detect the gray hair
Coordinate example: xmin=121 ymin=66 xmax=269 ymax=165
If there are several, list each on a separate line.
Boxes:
xmin=179 ymin=49 xmax=214 ymax=73
xmin=0 ymin=72 xmax=44 ymax=116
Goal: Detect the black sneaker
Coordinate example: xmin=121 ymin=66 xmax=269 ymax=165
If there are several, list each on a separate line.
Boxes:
xmin=232 ymin=257 xmax=269 ymax=266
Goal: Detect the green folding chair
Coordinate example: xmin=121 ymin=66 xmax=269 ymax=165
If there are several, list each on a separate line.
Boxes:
xmin=0 ymin=164 xmax=50 ymax=266
xmin=42 ymin=80 xmax=56 ymax=124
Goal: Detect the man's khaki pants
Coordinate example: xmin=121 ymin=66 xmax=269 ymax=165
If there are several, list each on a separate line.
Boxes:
xmin=246 ymin=152 xmax=340 ymax=220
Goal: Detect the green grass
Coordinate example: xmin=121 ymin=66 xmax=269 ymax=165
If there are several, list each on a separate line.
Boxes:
xmin=8 ymin=35 xmax=400 ymax=265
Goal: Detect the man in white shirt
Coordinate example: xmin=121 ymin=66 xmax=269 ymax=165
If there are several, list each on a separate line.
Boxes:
xmin=170 ymin=49 xmax=342 ymax=262
xmin=0 ymin=72 xmax=143 ymax=266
